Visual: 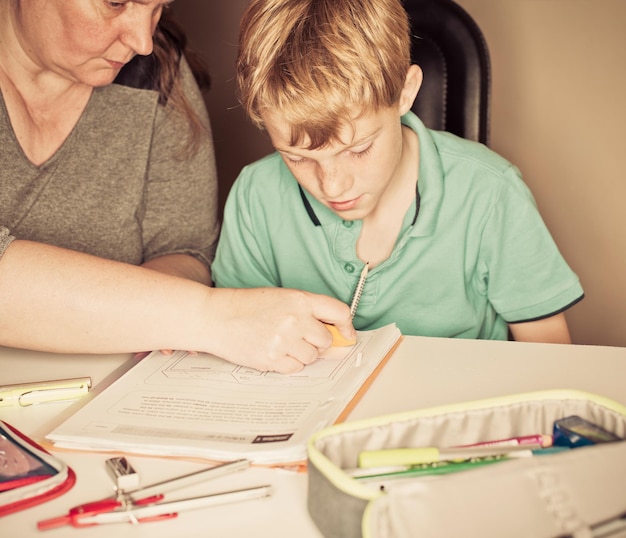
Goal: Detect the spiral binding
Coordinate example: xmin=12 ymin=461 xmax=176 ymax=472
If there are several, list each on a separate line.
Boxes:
xmin=349 ymin=262 xmax=370 ymax=318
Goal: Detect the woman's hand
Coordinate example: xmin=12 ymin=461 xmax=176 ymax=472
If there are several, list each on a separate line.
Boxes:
xmin=204 ymin=287 xmax=355 ymax=374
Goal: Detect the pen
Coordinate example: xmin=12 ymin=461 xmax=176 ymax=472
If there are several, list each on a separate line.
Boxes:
xmin=348 ymin=452 xmax=531 ymax=481
xmin=124 ymin=458 xmax=251 ymax=501
xmin=38 ymin=459 xmax=272 ymax=530
xmin=0 ymin=377 xmax=92 ymax=407
xmin=350 ymin=447 xmax=570 ymax=482
xmin=456 ymin=434 xmax=553 ymax=449
xmin=38 ymin=485 xmax=273 ymax=529
xmin=357 ymin=444 xmax=541 ymax=468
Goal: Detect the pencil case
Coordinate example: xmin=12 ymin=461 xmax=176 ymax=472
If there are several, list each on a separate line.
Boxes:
xmin=307 ymin=389 xmax=626 ymax=538
xmin=0 ymin=421 xmax=76 ymax=517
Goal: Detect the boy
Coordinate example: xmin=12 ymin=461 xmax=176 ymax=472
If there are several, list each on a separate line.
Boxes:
xmin=213 ymin=0 xmax=583 ymax=343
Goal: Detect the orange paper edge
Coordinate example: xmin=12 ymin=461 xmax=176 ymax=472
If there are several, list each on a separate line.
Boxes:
xmin=333 ymin=335 xmax=404 ymax=424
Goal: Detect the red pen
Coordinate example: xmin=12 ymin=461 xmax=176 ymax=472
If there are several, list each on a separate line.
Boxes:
xmin=37 ymin=487 xmax=272 ymax=529
xmin=38 ymin=459 xmax=272 ymax=530
xmin=457 ymin=434 xmax=553 ymax=449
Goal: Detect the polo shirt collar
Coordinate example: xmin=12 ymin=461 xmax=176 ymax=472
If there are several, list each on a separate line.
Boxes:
xmin=298 ymin=111 xmax=444 ymax=238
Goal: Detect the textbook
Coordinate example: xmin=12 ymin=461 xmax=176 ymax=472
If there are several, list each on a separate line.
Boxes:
xmin=47 ymin=323 xmax=402 ymax=465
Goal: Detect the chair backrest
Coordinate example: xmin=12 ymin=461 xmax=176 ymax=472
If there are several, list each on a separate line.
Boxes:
xmin=405 ymin=0 xmax=491 ymax=145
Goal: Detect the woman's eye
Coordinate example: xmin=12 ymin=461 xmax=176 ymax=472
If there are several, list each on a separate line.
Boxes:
xmin=106 ymin=1 xmax=127 ymax=10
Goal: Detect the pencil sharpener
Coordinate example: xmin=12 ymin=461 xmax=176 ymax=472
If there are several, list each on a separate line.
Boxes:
xmin=105 ymin=456 xmax=140 ymax=491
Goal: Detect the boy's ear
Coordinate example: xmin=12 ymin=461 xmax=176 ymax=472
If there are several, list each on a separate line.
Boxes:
xmin=398 ymin=65 xmax=423 ymax=115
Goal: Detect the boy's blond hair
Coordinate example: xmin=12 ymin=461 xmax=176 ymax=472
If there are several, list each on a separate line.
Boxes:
xmin=236 ymin=0 xmax=411 ymax=148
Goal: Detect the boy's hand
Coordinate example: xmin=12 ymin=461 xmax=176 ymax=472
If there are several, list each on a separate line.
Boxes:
xmin=208 ymin=288 xmax=355 ymax=374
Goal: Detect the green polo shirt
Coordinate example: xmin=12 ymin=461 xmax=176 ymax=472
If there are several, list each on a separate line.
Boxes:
xmin=213 ymin=112 xmax=583 ymax=339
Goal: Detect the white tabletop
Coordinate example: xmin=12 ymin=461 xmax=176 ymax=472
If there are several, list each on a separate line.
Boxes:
xmin=2 ymin=337 xmax=625 ymax=536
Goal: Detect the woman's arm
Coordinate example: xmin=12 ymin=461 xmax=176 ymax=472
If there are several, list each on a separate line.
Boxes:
xmin=140 ymin=57 xmax=220 ymax=281
xmin=0 ymin=240 xmax=354 ymax=373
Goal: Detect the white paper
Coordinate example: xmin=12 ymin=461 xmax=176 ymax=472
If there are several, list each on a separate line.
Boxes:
xmin=47 ymin=324 xmax=401 ymax=464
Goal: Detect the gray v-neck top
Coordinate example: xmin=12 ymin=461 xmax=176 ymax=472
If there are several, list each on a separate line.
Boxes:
xmin=0 ymin=58 xmax=219 ymax=267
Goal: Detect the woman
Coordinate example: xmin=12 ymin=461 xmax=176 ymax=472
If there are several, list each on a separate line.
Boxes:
xmin=0 ymin=0 xmax=353 ymax=374
xmin=1 ymin=2 xmax=217 ymax=283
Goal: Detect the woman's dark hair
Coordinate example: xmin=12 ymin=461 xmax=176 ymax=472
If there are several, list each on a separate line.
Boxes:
xmin=114 ymin=10 xmax=211 ymax=153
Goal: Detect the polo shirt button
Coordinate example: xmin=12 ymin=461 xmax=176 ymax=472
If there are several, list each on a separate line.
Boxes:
xmin=344 ymin=263 xmax=356 ymax=273
xmin=342 ymin=220 xmax=353 ymax=228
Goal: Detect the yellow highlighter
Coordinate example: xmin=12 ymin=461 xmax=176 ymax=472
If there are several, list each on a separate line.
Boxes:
xmin=326 ymin=262 xmax=369 ymax=347
xmin=325 ymin=324 xmax=357 ymax=347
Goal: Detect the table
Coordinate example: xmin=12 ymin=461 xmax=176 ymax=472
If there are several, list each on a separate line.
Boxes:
xmin=2 ymin=337 xmax=625 ymax=536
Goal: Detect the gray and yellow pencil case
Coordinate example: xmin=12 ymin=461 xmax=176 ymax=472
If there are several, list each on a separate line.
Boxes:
xmin=307 ymin=389 xmax=626 ymax=538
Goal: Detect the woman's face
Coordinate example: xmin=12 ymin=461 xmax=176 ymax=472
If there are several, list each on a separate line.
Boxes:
xmin=11 ymin=0 xmax=174 ymax=87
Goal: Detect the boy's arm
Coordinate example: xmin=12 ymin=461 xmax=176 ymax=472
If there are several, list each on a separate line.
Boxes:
xmin=508 ymin=313 xmax=572 ymax=344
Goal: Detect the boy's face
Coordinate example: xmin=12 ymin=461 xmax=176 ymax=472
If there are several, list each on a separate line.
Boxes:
xmin=263 ymin=105 xmax=411 ymax=221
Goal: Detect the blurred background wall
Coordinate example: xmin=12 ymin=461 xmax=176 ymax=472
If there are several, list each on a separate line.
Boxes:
xmin=173 ymin=0 xmax=626 ymax=347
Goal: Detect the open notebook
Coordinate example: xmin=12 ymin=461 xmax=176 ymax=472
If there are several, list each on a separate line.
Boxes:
xmin=47 ymin=323 xmax=402 ymax=465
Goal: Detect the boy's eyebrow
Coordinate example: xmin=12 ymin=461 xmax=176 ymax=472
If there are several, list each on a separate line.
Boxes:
xmin=275 ymin=127 xmax=381 ymax=153
xmin=347 ymin=128 xmax=381 ymax=147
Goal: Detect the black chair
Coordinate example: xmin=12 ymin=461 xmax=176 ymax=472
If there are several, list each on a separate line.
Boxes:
xmin=114 ymin=11 xmax=211 ymax=100
xmin=114 ymin=11 xmax=183 ymax=96
xmin=404 ymin=0 xmax=491 ymax=145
